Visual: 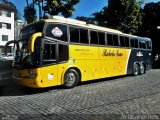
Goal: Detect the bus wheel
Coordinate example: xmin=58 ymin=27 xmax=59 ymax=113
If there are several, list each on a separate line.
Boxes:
xmin=139 ymin=63 xmax=145 ymax=75
xmin=64 ymin=69 xmax=79 ymax=88
xmin=133 ymin=63 xmax=139 ymax=76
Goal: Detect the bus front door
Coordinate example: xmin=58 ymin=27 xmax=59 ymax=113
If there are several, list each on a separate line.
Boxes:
xmin=40 ymin=40 xmax=58 ymax=87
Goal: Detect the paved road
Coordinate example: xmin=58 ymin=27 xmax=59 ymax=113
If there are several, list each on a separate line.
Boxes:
xmin=0 ymin=69 xmax=160 ymax=120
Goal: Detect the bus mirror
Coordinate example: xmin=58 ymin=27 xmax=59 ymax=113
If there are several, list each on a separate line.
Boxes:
xmin=4 ymin=40 xmax=19 ymax=56
xmin=28 ymin=32 xmax=42 ymax=53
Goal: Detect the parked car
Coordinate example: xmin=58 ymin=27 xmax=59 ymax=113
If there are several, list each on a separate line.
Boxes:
xmin=0 ymin=53 xmax=5 ymax=61
xmin=1 ymin=53 xmax=14 ymax=61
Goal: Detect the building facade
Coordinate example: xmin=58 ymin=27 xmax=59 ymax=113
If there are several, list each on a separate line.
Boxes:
xmin=0 ymin=3 xmax=15 ymax=54
xmin=14 ymin=20 xmax=26 ymax=41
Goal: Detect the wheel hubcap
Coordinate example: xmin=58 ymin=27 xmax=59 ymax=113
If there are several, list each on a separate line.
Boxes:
xmin=134 ymin=65 xmax=138 ymax=75
xmin=65 ymin=73 xmax=75 ymax=85
xmin=140 ymin=65 xmax=144 ymax=73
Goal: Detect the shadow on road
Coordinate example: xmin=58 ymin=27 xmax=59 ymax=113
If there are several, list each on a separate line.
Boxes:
xmin=152 ymin=63 xmax=160 ymax=69
xmin=0 ymin=77 xmax=63 ymax=97
xmin=0 ymin=60 xmax=131 ymax=97
xmin=0 ymin=61 xmax=63 ymax=97
xmin=0 ymin=74 xmax=129 ymax=97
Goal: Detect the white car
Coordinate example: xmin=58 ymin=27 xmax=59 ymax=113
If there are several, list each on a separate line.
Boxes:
xmin=2 ymin=54 xmax=14 ymax=61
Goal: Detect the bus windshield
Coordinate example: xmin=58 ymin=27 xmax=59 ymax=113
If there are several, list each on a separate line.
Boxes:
xmin=19 ymin=21 xmax=44 ymax=40
xmin=14 ymin=22 xmax=44 ymax=69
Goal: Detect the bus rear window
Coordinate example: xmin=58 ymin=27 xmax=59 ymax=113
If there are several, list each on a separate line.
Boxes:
xmin=45 ymin=24 xmax=68 ymax=42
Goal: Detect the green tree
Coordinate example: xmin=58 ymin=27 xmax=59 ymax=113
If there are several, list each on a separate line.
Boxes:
xmin=107 ymin=0 xmax=142 ymax=34
xmin=91 ymin=7 xmax=108 ymax=27
xmin=76 ymin=0 xmax=143 ymax=34
xmin=139 ymin=2 xmax=160 ymax=60
xmin=34 ymin=0 xmax=44 ymax=20
xmin=76 ymin=16 xmax=96 ymax=24
xmin=140 ymin=2 xmax=160 ymax=35
xmin=43 ymin=0 xmax=80 ymax=18
xmin=25 ymin=0 xmax=29 ymax=6
xmin=24 ymin=3 xmax=37 ymax=24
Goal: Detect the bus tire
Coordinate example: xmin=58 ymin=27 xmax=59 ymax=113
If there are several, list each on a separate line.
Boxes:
xmin=64 ymin=69 xmax=79 ymax=88
xmin=133 ymin=63 xmax=139 ymax=76
xmin=139 ymin=63 xmax=145 ymax=75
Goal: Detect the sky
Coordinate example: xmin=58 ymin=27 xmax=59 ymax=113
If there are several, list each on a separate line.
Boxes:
xmin=11 ymin=0 xmax=160 ymax=20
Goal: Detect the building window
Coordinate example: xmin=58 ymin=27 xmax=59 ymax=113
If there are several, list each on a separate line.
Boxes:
xmin=0 ymin=23 xmax=11 ymax=29
xmin=2 ymin=35 xmax=8 ymax=41
xmin=0 ymin=10 xmax=11 ymax=17
xmin=7 ymin=23 xmax=11 ymax=29
xmin=2 ymin=10 xmax=7 ymax=17
xmin=2 ymin=23 xmax=7 ymax=29
xmin=7 ymin=11 xmax=11 ymax=17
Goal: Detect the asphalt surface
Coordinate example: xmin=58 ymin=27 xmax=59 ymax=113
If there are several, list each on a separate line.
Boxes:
xmin=0 ymin=68 xmax=160 ymax=120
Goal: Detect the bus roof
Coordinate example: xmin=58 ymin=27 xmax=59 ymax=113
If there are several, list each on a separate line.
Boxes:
xmin=27 ymin=16 xmax=150 ymax=40
xmin=42 ymin=16 xmax=122 ymax=34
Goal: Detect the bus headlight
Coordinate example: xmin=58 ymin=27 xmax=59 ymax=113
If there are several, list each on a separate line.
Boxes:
xmin=28 ymin=69 xmax=37 ymax=78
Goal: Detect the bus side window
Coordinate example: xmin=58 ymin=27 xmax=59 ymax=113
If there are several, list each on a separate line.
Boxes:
xmin=59 ymin=44 xmax=69 ymax=62
xmin=90 ymin=30 xmax=98 ymax=44
xmin=120 ymin=36 xmax=125 ymax=47
xmin=79 ymin=28 xmax=89 ymax=44
xmin=143 ymin=41 xmax=147 ymax=49
xmin=139 ymin=39 xmax=143 ymax=48
xmin=135 ymin=38 xmax=139 ymax=48
xmin=125 ymin=37 xmax=130 ymax=47
xmin=98 ymin=32 xmax=105 ymax=45
xmin=139 ymin=39 xmax=146 ymax=49
xmin=45 ymin=24 xmax=68 ymax=42
xmin=107 ymin=33 xmax=114 ymax=46
xmin=112 ymin=34 xmax=119 ymax=46
xmin=130 ymin=37 xmax=135 ymax=48
xmin=146 ymin=41 xmax=152 ymax=49
xmin=43 ymin=42 xmax=56 ymax=65
xmin=69 ymin=26 xmax=80 ymax=43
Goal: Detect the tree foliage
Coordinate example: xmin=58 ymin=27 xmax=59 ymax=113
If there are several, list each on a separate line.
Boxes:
xmin=76 ymin=16 xmax=96 ymax=24
xmin=24 ymin=4 xmax=37 ymax=24
xmin=107 ymin=0 xmax=142 ymax=34
xmin=92 ymin=7 xmax=108 ymax=26
xmin=34 ymin=0 xmax=43 ymax=19
xmin=26 ymin=0 xmax=80 ymax=20
xmin=139 ymin=2 xmax=160 ymax=56
xmin=43 ymin=0 xmax=80 ymax=18
xmin=76 ymin=0 xmax=142 ymax=34
xmin=140 ymin=2 xmax=160 ymax=34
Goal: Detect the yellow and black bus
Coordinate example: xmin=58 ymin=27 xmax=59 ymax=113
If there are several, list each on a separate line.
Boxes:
xmin=7 ymin=16 xmax=152 ymax=88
